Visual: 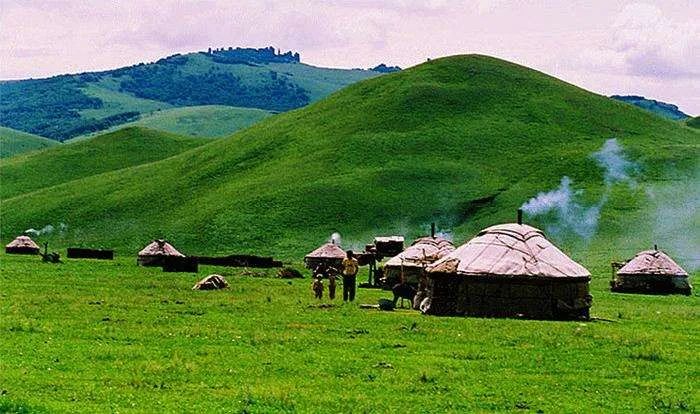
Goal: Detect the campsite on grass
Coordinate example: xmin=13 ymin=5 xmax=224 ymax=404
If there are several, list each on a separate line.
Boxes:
xmin=1 ymin=2 xmax=698 ymax=412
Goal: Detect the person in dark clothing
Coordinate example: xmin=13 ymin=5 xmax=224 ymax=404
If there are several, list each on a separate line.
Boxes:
xmin=341 ymin=250 xmax=359 ymax=302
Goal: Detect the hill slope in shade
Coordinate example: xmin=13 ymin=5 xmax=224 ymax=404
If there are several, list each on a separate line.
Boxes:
xmin=687 ymin=116 xmax=700 ymax=129
xmin=611 ymin=95 xmax=690 ymax=120
xmin=0 ymin=127 xmax=208 ymax=199
xmin=2 ymin=55 xmax=698 ymax=264
xmin=0 ymin=47 xmax=380 ymax=141
xmin=69 ymin=105 xmax=274 ymax=141
xmin=0 ymin=127 xmax=59 ymax=158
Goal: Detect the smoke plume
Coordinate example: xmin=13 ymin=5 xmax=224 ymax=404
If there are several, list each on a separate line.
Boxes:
xmin=329 ymin=232 xmax=342 ymax=246
xmin=521 ymin=139 xmax=638 ymax=241
xmin=25 ymin=223 xmax=68 ymax=237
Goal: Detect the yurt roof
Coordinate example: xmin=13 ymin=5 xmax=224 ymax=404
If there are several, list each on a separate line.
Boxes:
xmin=617 ymin=250 xmax=688 ymax=276
xmin=138 ymin=239 xmax=185 ymax=257
xmin=427 ymin=223 xmax=590 ymax=279
xmin=6 ymin=235 xmax=40 ymax=249
xmin=305 ymin=242 xmax=346 ymax=259
xmin=386 ymin=237 xmax=455 ymax=268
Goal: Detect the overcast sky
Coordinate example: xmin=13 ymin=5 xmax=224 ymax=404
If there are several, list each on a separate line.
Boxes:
xmin=1 ymin=0 xmax=698 ymax=114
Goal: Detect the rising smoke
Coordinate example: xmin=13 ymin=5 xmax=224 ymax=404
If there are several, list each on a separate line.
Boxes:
xmin=329 ymin=232 xmax=342 ymax=246
xmin=521 ymin=139 xmax=638 ymax=241
xmin=25 ymin=223 xmax=68 ymax=237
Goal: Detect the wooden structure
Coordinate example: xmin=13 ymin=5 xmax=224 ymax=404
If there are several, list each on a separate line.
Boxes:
xmin=195 ymin=254 xmax=282 ymax=268
xmin=5 ymin=235 xmax=40 ymax=255
xmin=162 ymin=256 xmax=198 ymax=273
xmin=611 ymin=248 xmax=691 ymax=295
xmin=424 ymin=223 xmax=592 ymax=320
xmin=137 ymin=239 xmax=185 ymax=266
xmin=67 ymin=248 xmax=114 ymax=260
xmin=373 ymin=236 xmax=404 ymax=259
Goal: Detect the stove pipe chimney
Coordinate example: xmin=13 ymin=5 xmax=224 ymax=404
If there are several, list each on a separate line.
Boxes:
xmin=517 ymin=209 xmax=523 ymax=225
xmin=431 ymin=222 xmax=436 ymax=238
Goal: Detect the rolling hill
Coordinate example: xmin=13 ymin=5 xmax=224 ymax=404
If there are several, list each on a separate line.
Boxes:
xmin=69 ymin=105 xmax=274 ymax=141
xmin=0 ymin=126 xmax=59 ymax=158
xmin=0 ymin=127 xmax=208 ymax=199
xmin=0 ymin=47 xmax=381 ymax=141
xmin=1 ymin=55 xmax=698 ymax=267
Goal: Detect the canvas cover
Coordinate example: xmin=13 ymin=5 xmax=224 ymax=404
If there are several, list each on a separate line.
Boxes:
xmin=305 ymin=243 xmax=346 ymax=260
xmin=6 ymin=235 xmax=40 ymax=249
xmin=617 ymin=250 xmax=688 ymax=276
xmin=138 ymin=239 xmax=184 ymax=257
xmin=193 ymin=274 xmax=229 ymax=290
xmin=386 ymin=237 xmax=455 ymax=268
xmin=427 ymin=223 xmax=590 ymax=279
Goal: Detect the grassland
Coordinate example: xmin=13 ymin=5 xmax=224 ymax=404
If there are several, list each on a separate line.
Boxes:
xmin=70 ymin=105 xmax=274 ymax=141
xmin=2 ymin=55 xmax=697 ymax=262
xmin=0 ymin=127 xmax=208 ymax=199
xmin=0 ymin=253 xmax=697 ymax=412
xmin=0 ymin=127 xmax=59 ymax=158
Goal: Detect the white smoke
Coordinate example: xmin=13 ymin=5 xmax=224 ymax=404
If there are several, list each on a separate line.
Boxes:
xmin=521 ymin=139 xmax=638 ymax=241
xmin=329 ymin=232 xmax=342 ymax=246
xmin=590 ymin=138 xmax=638 ymax=186
xmin=521 ymin=177 xmax=602 ymax=240
xmin=25 ymin=223 xmax=68 ymax=237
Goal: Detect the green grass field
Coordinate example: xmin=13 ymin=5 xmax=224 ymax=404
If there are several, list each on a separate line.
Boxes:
xmin=70 ymin=105 xmax=274 ymax=141
xmin=0 ymin=253 xmax=697 ymax=412
xmin=0 ymin=127 xmax=59 ymax=158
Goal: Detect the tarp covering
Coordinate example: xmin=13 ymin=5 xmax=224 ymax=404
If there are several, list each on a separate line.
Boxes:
xmin=138 ymin=239 xmax=184 ymax=257
xmin=193 ymin=274 xmax=229 ymax=290
xmin=5 ymin=235 xmax=40 ymax=250
xmin=305 ymin=243 xmax=346 ymax=260
xmin=427 ymin=223 xmax=590 ymax=279
xmin=617 ymin=250 xmax=688 ymax=276
xmin=386 ymin=237 xmax=454 ymax=268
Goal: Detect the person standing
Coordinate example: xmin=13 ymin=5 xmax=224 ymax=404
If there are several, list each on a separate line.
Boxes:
xmin=341 ymin=250 xmax=359 ymax=302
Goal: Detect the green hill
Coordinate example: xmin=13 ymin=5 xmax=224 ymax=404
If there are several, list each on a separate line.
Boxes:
xmin=69 ymin=105 xmax=274 ymax=141
xmin=0 ymin=126 xmax=59 ymax=158
xmin=0 ymin=127 xmax=208 ymax=199
xmin=1 ymin=55 xmax=698 ymax=265
xmin=688 ymin=116 xmax=700 ymax=129
xmin=0 ymin=47 xmax=380 ymax=141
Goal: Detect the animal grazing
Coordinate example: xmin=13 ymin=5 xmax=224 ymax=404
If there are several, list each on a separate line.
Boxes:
xmin=392 ymin=283 xmax=417 ymax=308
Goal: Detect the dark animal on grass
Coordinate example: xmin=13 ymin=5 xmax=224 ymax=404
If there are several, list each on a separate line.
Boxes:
xmin=392 ymin=283 xmax=416 ymax=308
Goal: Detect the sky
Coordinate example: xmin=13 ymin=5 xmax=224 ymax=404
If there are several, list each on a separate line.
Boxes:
xmin=1 ymin=0 xmax=698 ymax=114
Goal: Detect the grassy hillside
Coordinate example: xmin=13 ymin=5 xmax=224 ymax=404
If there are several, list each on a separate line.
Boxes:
xmin=1 ymin=55 xmax=698 ymax=269
xmin=0 ymin=126 xmax=59 ymax=158
xmin=0 ymin=48 xmax=380 ymax=141
xmin=0 ymin=127 xmax=208 ymax=199
xmin=70 ymin=105 xmax=274 ymax=141
xmin=688 ymin=116 xmax=700 ymax=129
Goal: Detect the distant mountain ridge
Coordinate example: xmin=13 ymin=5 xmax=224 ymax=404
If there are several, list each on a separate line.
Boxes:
xmin=611 ymin=95 xmax=690 ymax=120
xmin=0 ymin=47 xmax=393 ymax=141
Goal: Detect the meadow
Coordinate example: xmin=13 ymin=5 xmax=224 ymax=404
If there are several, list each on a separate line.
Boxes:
xmin=1 ymin=252 xmax=697 ymax=413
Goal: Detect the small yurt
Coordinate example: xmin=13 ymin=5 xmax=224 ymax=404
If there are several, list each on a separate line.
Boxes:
xmin=304 ymin=242 xmax=346 ymax=273
xmin=384 ymin=237 xmax=455 ymax=286
xmin=137 ymin=239 xmax=185 ymax=266
xmin=424 ymin=223 xmax=592 ymax=320
xmin=611 ymin=248 xmax=691 ymax=295
xmin=5 ymin=235 xmax=41 ymax=255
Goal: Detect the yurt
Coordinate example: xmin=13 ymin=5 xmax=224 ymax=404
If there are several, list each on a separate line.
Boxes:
xmin=5 ymin=235 xmax=41 ymax=255
xmin=424 ymin=223 xmax=592 ymax=320
xmin=304 ymin=242 xmax=346 ymax=273
xmin=611 ymin=249 xmax=691 ymax=295
xmin=384 ymin=237 xmax=455 ymax=286
xmin=137 ymin=239 xmax=185 ymax=266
